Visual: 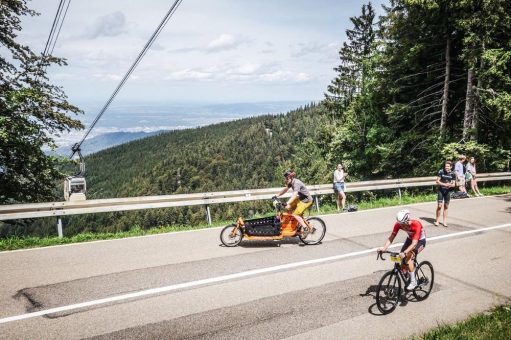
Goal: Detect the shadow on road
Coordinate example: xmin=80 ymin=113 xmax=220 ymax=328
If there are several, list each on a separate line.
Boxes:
xmin=362 ymin=283 xmax=423 ymax=316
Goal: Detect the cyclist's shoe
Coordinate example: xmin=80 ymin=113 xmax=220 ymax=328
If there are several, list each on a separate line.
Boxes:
xmin=406 ymin=280 xmax=417 ymax=291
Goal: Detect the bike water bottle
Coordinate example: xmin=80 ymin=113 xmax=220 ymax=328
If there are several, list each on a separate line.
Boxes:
xmin=401 ymin=260 xmax=407 ymax=274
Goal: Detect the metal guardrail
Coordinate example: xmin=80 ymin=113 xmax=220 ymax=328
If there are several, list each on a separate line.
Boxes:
xmin=1 ymin=172 xmax=510 ymax=223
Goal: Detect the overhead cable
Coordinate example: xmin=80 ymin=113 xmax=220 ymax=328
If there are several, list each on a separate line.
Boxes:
xmin=43 ymin=0 xmax=70 ymax=57
xmin=72 ymin=0 xmax=184 ymax=157
xmin=48 ymin=0 xmax=72 ymax=56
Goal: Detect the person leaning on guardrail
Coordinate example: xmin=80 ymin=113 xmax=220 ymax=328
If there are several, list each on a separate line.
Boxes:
xmin=466 ymin=157 xmax=483 ymax=197
xmin=435 ymin=160 xmax=456 ymax=227
xmin=454 ymin=155 xmax=469 ymax=196
xmin=333 ymin=164 xmax=348 ymax=212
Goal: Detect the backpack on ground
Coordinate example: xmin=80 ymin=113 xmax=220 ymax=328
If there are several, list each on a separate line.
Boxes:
xmin=452 ymin=191 xmax=469 ymax=199
xmin=343 ymin=205 xmax=358 ymax=212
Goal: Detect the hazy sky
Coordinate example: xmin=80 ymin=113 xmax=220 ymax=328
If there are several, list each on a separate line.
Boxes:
xmin=19 ymin=0 xmax=388 ymax=105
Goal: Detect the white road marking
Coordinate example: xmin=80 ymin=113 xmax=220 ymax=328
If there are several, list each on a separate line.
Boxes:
xmin=1 ymin=222 xmax=510 ymax=324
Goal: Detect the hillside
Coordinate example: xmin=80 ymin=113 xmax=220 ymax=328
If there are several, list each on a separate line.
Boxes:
xmin=26 ymin=103 xmax=332 ymax=236
xmin=84 ymin=103 xmax=330 ymax=199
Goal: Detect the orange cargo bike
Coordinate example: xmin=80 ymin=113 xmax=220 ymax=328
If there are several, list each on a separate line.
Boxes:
xmin=220 ymin=198 xmax=326 ymax=247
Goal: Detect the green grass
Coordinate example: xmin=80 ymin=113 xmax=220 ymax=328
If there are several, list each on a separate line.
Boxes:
xmin=415 ymin=305 xmax=511 ymax=339
xmin=1 ymin=185 xmax=509 ymax=251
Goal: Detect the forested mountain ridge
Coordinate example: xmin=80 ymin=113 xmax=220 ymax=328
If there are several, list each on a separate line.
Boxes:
xmin=84 ymin=103 xmax=330 ymax=201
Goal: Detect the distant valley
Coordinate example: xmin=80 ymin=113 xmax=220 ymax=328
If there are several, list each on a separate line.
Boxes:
xmin=52 ymin=131 xmax=164 ymax=156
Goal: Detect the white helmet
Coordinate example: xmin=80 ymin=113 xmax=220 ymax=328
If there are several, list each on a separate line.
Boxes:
xmin=396 ymin=209 xmax=410 ymax=224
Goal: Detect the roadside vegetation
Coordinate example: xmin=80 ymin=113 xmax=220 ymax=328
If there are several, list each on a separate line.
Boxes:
xmin=1 ymin=185 xmax=508 ymax=251
xmin=415 ymin=305 xmax=511 ymax=339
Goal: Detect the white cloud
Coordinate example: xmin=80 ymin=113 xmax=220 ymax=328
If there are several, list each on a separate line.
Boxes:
xmin=259 ymin=70 xmax=311 ymax=83
xmin=207 ymin=34 xmax=239 ymax=52
xmin=291 ymin=41 xmax=341 ymax=58
xmin=92 ymin=73 xmax=122 ymax=81
xmin=86 ymin=11 xmax=129 ymax=39
xmin=233 ymin=63 xmax=260 ymax=75
xmin=164 ymin=63 xmax=310 ymax=84
xmin=166 ymin=68 xmax=216 ymax=81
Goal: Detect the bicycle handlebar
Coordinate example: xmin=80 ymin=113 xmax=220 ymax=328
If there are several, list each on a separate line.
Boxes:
xmin=376 ymin=250 xmax=399 ymax=261
xmin=271 ymin=196 xmax=284 ymax=210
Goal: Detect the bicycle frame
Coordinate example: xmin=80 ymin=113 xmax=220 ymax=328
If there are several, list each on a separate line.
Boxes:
xmin=220 ymin=198 xmax=326 ymax=247
xmin=234 ymin=210 xmax=306 ymax=240
xmin=377 ymin=251 xmax=420 ymax=286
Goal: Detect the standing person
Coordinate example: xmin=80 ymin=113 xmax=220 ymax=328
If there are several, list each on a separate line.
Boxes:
xmin=274 ymin=170 xmax=313 ymax=233
xmin=377 ymin=209 xmax=426 ymax=290
xmin=435 ymin=160 xmax=456 ymax=227
xmin=454 ymin=155 xmax=468 ymax=194
xmin=333 ymin=164 xmax=347 ymax=212
xmin=466 ymin=157 xmax=483 ymax=196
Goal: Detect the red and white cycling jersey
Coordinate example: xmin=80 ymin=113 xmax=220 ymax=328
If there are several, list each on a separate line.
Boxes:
xmin=391 ymin=219 xmax=426 ymax=240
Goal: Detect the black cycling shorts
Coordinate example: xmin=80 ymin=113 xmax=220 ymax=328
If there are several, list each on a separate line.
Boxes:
xmin=401 ymin=238 xmax=426 ymax=255
xmin=437 ymin=189 xmax=450 ymax=203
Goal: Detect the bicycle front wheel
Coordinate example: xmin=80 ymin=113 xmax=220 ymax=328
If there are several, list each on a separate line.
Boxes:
xmin=220 ymin=224 xmax=243 ymax=247
xmin=376 ymin=271 xmax=401 ymax=314
xmin=413 ymin=261 xmax=434 ymax=301
xmin=299 ymin=217 xmax=326 ymax=245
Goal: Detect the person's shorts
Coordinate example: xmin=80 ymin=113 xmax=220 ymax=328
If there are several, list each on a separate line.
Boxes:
xmin=456 ymin=175 xmax=466 ymax=186
xmin=401 ymin=238 xmax=426 ymax=255
xmin=289 ymin=199 xmax=313 ymax=215
xmin=334 ymin=182 xmax=345 ymax=193
xmin=437 ymin=189 xmax=450 ymax=203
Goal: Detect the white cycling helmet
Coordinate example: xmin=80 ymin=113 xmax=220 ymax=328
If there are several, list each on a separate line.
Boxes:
xmin=396 ymin=209 xmax=410 ymax=224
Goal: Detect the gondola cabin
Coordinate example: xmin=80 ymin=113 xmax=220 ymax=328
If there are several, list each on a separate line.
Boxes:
xmin=64 ymin=176 xmax=87 ymax=201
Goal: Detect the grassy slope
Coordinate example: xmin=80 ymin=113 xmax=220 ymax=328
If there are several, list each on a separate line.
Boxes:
xmin=415 ymin=305 xmax=511 ymax=339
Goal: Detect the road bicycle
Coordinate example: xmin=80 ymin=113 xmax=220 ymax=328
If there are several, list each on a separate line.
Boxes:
xmin=220 ymin=198 xmax=326 ymax=247
xmin=375 ymin=250 xmax=434 ymax=314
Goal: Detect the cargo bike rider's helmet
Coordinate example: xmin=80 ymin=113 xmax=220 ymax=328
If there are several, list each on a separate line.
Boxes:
xmin=283 ymin=169 xmax=296 ymax=180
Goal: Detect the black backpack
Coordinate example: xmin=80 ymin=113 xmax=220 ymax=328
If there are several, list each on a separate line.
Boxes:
xmin=344 ymin=205 xmax=358 ymax=212
xmin=452 ymin=191 xmax=469 ymax=199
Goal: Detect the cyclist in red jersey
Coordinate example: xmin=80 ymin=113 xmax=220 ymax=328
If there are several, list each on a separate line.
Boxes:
xmin=377 ymin=209 xmax=426 ymax=290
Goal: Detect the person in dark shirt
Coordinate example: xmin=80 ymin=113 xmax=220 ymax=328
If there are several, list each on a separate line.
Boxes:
xmin=435 ymin=160 xmax=456 ymax=227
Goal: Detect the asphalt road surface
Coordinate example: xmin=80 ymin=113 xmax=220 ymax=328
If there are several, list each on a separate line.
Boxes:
xmin=0 ymin=194 xmax=510 ymax=339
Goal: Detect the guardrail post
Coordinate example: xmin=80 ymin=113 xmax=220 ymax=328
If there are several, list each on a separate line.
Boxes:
xmin=314 ymin=196 xmax=320 ymax=213
xmin=57 ymin=217 xmax=63 ymax=238
xmin=206 ymin=205 xmax=212 ymax=226
xmin=397 ymin=179 xmax=402 ymax=203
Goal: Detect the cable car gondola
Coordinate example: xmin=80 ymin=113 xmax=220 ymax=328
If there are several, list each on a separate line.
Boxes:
xmin=64 ymin=143 xmax=86 ymax=201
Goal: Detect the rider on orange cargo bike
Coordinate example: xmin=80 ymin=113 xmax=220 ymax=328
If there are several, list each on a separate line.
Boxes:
xmin=273 ymin=170 xmax=314 ymax=235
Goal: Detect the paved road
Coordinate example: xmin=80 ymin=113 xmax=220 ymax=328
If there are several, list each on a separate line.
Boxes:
xmin=0 ymin=195 xmax=510 ymax=339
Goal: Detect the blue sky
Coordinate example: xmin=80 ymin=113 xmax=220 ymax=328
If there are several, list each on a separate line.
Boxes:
xmin=20 ymin=0 xmax=388 ymax=105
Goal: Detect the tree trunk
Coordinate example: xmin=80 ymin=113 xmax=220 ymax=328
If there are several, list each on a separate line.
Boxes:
xmin=440 ymin=38 xmax=450 ymax=138
xmin=472 ymin=44 xmax=485 ymax=141
xmin=463 ymin=68 xmax=475 ymax=140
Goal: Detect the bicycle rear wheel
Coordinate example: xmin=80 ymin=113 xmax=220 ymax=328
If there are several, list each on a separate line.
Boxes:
xmin=376 ymin=271 xmax=401 ymax=314
xmin=299 ymin=217 xmax=326 ymax=245
xmin=220 ymin=224 xmax=243 ymax=247
xmin=413 ymin=261 xmax=434 ymax=301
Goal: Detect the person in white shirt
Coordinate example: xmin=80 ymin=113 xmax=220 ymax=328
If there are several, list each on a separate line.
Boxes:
xmin=333 ymin=164 xmax=347 ymax=211
xmin=454 ymin=155 xmax=468 ymax=194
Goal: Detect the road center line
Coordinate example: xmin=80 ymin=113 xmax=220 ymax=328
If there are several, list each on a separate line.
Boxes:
xmin=1 ymin=222 xmax=510 ymax=324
